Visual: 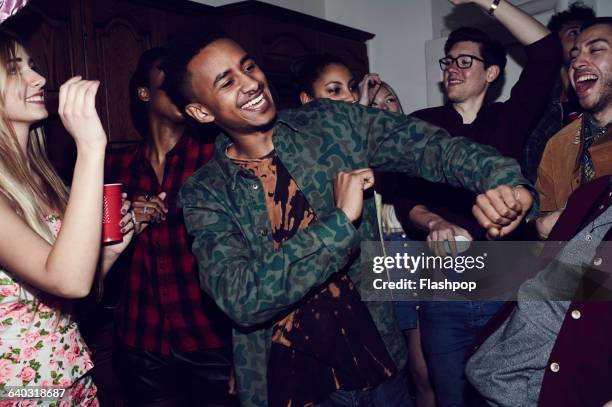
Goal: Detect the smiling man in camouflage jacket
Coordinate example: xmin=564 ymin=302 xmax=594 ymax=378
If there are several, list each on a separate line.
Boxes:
xmin=161 ymin=27 xmax=536 ymax=407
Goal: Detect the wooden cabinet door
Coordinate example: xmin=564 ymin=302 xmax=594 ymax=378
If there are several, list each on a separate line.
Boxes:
xmin=3 ymin=0 xmax=84 ymax=181
xmin=82 ymin=0 xmax=160 ymax=145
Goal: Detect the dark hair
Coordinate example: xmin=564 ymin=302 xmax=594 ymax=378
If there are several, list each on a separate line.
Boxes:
xmin=291 ymin=53 xmax=349 ymax=96
xmin=444 ymin=27 xmax=507 ymax=79
xmin=161 ymin=22 xmax=227 ymax=113
xmin=547 ymin=2 xmax=595 ymax=33
xmin=581 ymin=17 xmax=612 ymax=31
xmin=129 ymin=47 xmax=165 ymax=137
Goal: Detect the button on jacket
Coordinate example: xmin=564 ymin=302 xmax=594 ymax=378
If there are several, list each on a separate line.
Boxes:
xmin=179 ymin=99 xmax=535 ymax=407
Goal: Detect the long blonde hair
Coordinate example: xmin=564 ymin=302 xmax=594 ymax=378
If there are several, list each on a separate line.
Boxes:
xmin=0 ymin=31 xmax=68 ymax=244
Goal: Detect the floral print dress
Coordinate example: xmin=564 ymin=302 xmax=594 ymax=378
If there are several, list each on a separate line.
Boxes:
xmin=0 ymin=215 xmax=98 ymax=406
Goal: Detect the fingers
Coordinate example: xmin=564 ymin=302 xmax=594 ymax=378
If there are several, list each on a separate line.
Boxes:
xmin=475 ymin=189 xmax=516 ymax=228
xmin=335 ymin=169 xmax=375 ymax=187
xmin=132 ymin=203 xmax=164 ymax=222
xmin=427 ymin=226 xmax=457 ymax=256
xmin=120 ymin=212 xmax=134 ymax=234
xmin=474 ymin=185 xmax=534 ymax=240
xmin=493 ymin=185 xmax=521 ymax=215
xmin=58 ymin=76 xmax=82 ymax=117
xmin=334 ymin=168 xmax=374 ymax=222
xmin=148 ymin=196 xmax=168 ymax=213
xmin=58 ymin=76 xmax=106 ymax=146
xmin=120 ymin=195 xmax=130 ymax=215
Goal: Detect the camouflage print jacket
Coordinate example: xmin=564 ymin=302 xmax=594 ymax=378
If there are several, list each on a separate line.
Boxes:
xmin=178 ymin=99 xmax=536 ymax=407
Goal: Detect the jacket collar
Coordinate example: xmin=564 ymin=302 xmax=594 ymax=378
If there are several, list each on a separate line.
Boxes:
xmin=213 ymin=117 xmax=300 ymax=190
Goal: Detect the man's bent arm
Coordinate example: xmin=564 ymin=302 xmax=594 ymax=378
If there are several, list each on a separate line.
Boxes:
xmin=181 ymin=185 xmax=359 ymax=329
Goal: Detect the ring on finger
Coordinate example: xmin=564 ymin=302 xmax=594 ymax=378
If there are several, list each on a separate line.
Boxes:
xmin=130 ymin=209 xmax=138 ymax=227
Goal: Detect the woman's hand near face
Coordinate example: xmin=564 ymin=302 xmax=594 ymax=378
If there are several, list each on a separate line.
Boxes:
xmin=58 ymin=76 xmax=107 ymax=150
xmin=357 ymin=73 xmax=382 ymax=106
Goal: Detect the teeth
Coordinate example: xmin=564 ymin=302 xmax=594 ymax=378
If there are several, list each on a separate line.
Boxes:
xmin=241 ymin=93 xmax=264 ymax=109
xmin=577 ymin=74 xmax=598 ymax=83
xmin=26 ymin=94 xmax=44 ymax=102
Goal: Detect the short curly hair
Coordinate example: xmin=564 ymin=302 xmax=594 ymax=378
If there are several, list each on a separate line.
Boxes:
xmin=161 ymin=22 xmax=226 ymax=113
xmin=547 ymin=2 xmax=595 ymax=34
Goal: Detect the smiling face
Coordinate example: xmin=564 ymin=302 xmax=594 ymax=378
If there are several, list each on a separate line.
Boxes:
xmin=3 ymin=43 xmax=47 ymax=129
xmin=184 ymin=38 xmax=276 ymax=136
xmin=443 ymin=41 xmax=498 ymax=104
xmin=569 ymin=24 xmax=612 ymax=117
xmin=302 ymin=63 xmax=357 ymax=104
xmin=370 ymin=85 xmax=402 ymax=113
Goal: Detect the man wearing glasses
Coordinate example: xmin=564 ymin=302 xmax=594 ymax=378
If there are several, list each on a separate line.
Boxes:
xmin=396 ymin=0 xmax=562 ymax=406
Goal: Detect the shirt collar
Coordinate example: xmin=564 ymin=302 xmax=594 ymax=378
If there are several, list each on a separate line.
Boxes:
xmin=213 ymin=117 xmax=300 ymax=189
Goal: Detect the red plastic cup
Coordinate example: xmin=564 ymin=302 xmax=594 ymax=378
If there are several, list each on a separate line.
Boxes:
xmin=103 ymin=183 xmax=123 ymax=244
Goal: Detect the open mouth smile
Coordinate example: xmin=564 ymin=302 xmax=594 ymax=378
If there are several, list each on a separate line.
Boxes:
xmin=25 ymin=91 xmax=45 ymax=104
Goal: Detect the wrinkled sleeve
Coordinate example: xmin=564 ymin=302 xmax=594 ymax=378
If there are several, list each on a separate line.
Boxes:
xmin=179 ymin=181 xmax=360 ymax=328
xmin=500 ymin=34 xmax=562 ymax=160
xmin=346 ymin=104 xmax=539 ymax=218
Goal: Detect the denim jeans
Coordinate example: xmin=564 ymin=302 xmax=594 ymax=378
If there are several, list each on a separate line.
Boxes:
xmin=419 ymin=300 xmax=503 ymax=407
xmin=384 ymin=231 xmax=419 ymax=330
xmin=315 ymin=368 xmax=413 ymax=406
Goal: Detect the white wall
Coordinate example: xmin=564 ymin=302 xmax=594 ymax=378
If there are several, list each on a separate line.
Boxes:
xmin=325 ymin=0 xmax=433 ymax=114
xmin=189 ymin=0 xmax=325 ymax=19
xmin=596 ymin=0 xmax=612 ymax=16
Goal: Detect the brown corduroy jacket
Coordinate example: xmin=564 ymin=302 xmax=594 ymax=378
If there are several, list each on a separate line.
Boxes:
xmin=536 ymin=115 xmax=612 ymax=212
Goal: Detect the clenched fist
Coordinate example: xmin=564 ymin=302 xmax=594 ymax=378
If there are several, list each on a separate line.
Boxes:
xmin=334 ymin=168 xmax=375 ymax=222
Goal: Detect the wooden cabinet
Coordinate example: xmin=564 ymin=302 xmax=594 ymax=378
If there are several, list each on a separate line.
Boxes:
xmin=218 ymin=1 xmax=374 ymax=108
xmin=7 ymin=0 xmax=373 ymax=179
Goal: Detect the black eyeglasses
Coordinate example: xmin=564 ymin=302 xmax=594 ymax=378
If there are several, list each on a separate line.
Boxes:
xmin=439 ymin=54 xmax=486 ymax=71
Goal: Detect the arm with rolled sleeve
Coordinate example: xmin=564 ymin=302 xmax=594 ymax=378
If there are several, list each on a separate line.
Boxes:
xmin=180 ymin=181 xmax=359 ymax=328
xmin=347 ymin=104 xmax=538 ymax=217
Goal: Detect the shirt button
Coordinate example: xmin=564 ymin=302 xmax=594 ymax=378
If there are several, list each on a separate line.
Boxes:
xmin=401 ymin=233 xmax=407 ymax=239
xmin=259 ymin=228 xmax=268 ymax=237
xmin=550 ymin=362 xmax=560 ymax=373
xmin=585 ymin=234 xmax=593 ymax=241
xmin=571 ymin=310 xmax=581 ymax=320
xmin=593 ymin=257 xmax=603 ymax=266
xmin=251 ymin=183 xmax=259 ymax=190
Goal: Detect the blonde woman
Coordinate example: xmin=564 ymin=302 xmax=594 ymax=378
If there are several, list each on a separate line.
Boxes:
xmin=0 ymin=30 xmax=133 ymax=405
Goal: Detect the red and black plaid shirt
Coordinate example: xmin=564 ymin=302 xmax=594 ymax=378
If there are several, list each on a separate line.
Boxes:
xmin=105 ymin=134 xmax=227 ymax=354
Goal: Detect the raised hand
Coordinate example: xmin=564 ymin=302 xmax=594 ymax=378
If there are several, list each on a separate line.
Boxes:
xmin=472 ymin=185 xmax=533 ymax=240
xmin=334 ymin=168 xmax=375 ymax=222
xmin=357 ymin=73 xmax=382 ymax=107
xmin=58 ymin=76 xmax=106 ymax=149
